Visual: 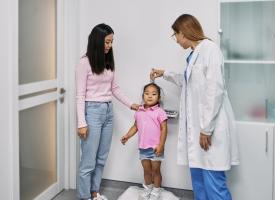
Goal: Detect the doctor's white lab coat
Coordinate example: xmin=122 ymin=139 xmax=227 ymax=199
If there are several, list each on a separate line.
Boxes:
xmin=163 ymin=39 xmax=239 ymax=170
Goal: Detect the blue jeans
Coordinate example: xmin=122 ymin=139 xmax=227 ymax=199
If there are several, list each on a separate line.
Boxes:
xmin=139 ymin=148 xmax=164 ymax=161
xmin=77 ymin=102 xmax=113 ymax=199
xmin=190 ymin=168 xmax=232 ymax=200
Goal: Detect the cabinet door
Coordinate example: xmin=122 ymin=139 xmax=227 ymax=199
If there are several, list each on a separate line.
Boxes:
xmin=227 ymin=122 xmax=274 ymax=200
xmin=220 ymin=1 xmax=275 ymax=61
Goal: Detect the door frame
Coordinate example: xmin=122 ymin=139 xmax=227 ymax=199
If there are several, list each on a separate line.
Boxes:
xmin=11 ymin=0 xmax=79 ymax=198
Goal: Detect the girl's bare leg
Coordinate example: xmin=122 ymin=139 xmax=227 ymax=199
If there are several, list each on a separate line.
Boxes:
xmin=141 ymin=159 xmax=152 ymax=185
xmin=151 ymin=161 xmax=162 ymax=187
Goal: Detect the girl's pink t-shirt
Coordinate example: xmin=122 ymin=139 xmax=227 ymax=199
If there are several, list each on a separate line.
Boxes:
xmin=134 ymin=105 xmax=167 ymax=149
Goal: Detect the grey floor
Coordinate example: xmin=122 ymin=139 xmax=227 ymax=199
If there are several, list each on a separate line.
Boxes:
xmin=53 ymin=179 xmax=194 ymax=200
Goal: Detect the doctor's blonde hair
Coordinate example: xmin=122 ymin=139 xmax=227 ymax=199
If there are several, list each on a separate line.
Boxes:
xmin=172 ymin=14 xmax=208 ymax=42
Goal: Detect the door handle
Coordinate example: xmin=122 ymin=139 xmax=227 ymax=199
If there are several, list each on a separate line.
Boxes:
xmin=265 ymin=131 xmax=268 ymax=153
xmin=60 ymin=88 xmax=66 ymax=94
xmin=59 ymin=88 xmax=66 ymax=103
xmin=218 ymin=28 xmax=223 ymax=35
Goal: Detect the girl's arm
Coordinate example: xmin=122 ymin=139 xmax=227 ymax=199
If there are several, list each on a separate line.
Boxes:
xmin=155 ymin=120 xmax=168 ymax=156
xmin=121 ymin=121 xmax=138 ymax=145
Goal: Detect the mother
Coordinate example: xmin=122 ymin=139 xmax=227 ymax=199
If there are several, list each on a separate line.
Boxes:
xmin=76 ymin=23 xmax=138 ymax=200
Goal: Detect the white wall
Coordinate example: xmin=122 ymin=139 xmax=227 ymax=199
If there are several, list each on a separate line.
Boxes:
xmin=79 ymin=0 xmax=218 ymax=189
xmin=0 ymin=0 xmax=19 ymax=199
xmin=64 ymin=0 xmax=80 ymax=190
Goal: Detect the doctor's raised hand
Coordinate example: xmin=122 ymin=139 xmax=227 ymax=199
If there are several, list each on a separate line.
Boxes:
xmin=150 ymin=68 xmax=165 ymax=81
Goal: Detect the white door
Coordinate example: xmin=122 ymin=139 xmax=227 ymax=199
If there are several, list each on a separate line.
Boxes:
xmin=18 ymin=0 xmax=66 ymax=199
xmin=227 ymin=122 xmax=274 ymax=200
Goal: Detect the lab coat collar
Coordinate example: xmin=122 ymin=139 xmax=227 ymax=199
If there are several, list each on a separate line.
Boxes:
xmin=186 ymin=39 xmax=207 ymax=83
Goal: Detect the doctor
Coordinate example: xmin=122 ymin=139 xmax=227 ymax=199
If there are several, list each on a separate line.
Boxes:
xmin=150 ymin=14 xmax=239 ymax=200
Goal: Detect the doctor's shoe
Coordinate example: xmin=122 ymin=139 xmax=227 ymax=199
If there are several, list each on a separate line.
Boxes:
xmin=149 ymin=187 xmax=162 ymax=200
xmin=92 ymin=193 xmax=108 ymax=200
xmin=138 ymin=184 xmax=153 ymax=200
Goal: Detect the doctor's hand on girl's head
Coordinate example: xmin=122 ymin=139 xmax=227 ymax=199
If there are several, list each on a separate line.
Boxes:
xmin=150 ymin=68 xmax=165 ymax=81
xmin=199 ymin=133 xmax=212 ymax=151
xmin=78 ymin=127 xmax=88 ymax=139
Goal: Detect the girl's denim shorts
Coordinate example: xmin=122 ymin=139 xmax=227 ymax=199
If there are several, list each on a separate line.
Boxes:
xmin=139 ymin=147 xmax=164 ymax=161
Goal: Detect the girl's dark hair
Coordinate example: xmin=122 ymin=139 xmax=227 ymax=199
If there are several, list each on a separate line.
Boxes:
xmin=86 ymin=23 xmax=114 ymax=74
xmin=143 ymin=83 xmax=161 ymax=96
xmin=143 ymin=83 xmax=162 ymax=103
xmin=172 ymin=14 xmax=208 ymax=41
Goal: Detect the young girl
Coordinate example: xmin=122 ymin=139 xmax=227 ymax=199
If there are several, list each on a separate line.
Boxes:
xmin=121 ymin=83 xmax=168 ymax=200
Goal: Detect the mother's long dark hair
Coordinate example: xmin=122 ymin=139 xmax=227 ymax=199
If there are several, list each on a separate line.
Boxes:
xmin=86 ymin=23 xmax=114 ymax=74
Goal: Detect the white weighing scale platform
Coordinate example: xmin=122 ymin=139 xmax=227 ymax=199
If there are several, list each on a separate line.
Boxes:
xmin=117 ymin=186 xmax=180 ymax=200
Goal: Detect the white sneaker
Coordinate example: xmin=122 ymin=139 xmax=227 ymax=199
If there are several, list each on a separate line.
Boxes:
xmin=149 ymin=187 xmax=161 ymax=200
xmin=139 ymin=184 xmax=153 ymax=200
xmin=92 ymin=193 xmax=108 ymax=200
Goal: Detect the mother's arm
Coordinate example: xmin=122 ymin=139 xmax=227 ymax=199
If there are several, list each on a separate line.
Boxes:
xmin=111 ymin=77 xmax=139 ymax=110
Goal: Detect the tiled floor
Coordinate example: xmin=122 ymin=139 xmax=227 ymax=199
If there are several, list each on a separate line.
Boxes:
xmin=53 ymin=179 xmax=194 ymax=200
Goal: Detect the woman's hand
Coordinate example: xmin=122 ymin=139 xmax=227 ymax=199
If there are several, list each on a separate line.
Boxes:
xmin=131 ymin=103 xmax=140 ymax=111
xmin=199 ymin=132 xmax=211 ymax=151
xmin=150 ymin=68 xmax=165 ymax=81
xmin=120 ymin=135 xmax=129 ymax=145
xmin=78 ymin=127 xmax=88 ymax=139
xmin=154 ymin=144 xmax=164 ymax=157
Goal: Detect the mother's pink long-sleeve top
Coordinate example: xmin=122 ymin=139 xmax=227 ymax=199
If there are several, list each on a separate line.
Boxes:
xmin=76 ymin=57 xmax=132 ymax=128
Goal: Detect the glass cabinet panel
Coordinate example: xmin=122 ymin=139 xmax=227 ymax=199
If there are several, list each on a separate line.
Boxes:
xmin=225 ymin=63 xmax=275 ymax=121
xmin=220 ymin=1 xmax=275 ymax=60
xmin=221 ymin=0 xmax=275 ymax=122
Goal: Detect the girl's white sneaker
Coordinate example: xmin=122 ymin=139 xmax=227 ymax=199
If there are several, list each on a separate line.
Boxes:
xmin=138 ymin=184 xmax=153 ymax=200
xmin=149 ymin=187 xmax=162 ymax=200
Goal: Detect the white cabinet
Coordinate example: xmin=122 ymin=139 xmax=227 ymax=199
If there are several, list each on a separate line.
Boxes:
xmin=227 ymin=122 xmax=274 ymax=200
xmin=220 ymin=0 xmax=275 ymax=122
xmin=219 ymin=1 xmax=275 ymax=199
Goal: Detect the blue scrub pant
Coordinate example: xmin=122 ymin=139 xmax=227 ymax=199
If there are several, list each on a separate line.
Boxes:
xmin=190 ymin=168 xmax=232 ymax=200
